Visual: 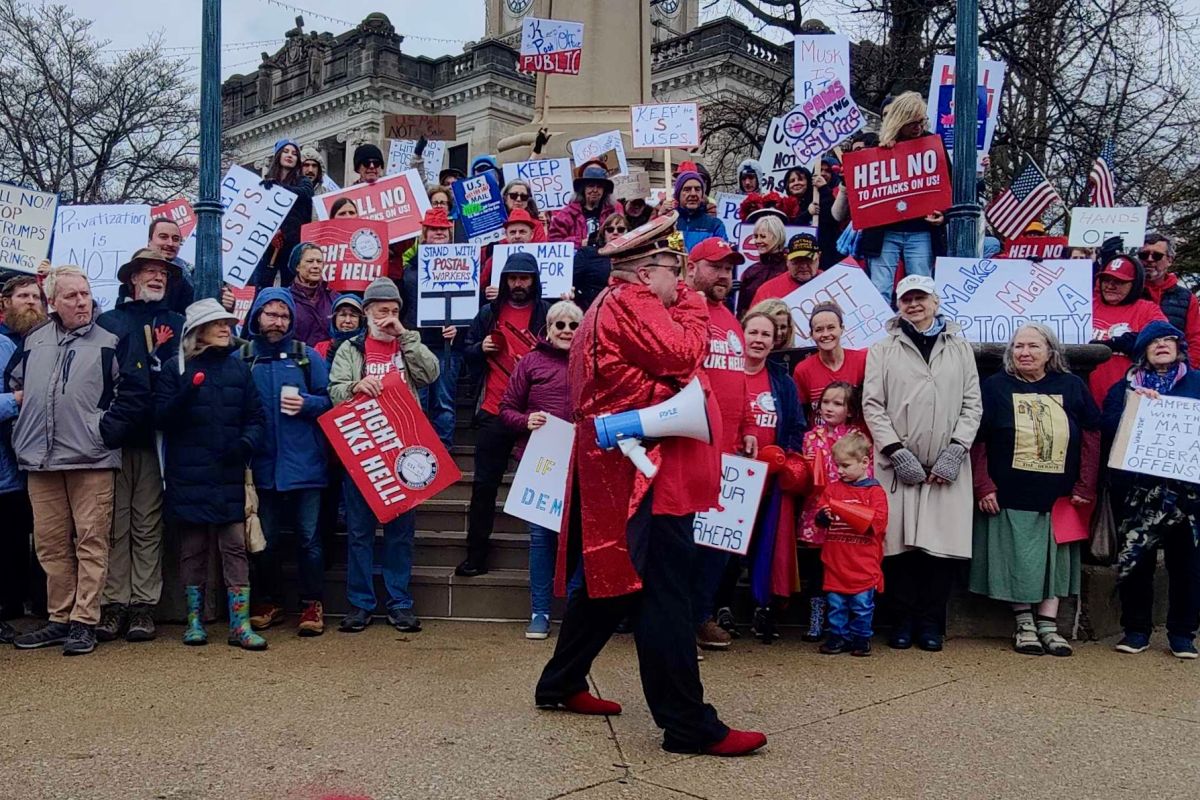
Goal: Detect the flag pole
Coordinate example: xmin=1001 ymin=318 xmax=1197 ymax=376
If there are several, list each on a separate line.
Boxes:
xmin=945 ymin=0 xmax=981 ymax=258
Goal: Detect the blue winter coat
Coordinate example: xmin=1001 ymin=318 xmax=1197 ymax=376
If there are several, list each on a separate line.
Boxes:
xmin=244 ymin=288 xmax=332 ymax=492
xmin=675 ymin=206 xmax=728 ymax=252
xmin=0 ymin=327 xmax=22 ymax=495
xmin=765 ymin=359 xmax=806 ymax=451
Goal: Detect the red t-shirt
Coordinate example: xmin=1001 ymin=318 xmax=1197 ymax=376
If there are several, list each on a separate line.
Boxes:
xmin=744 ymin=368 xmax=777 ymax=447
xmin=818 ymin=478 xmax=889 ymax=595
xmin=364 ymin=336 xmax=405 ymax=381
xmin=751 ymin=271 xmax=806 ymax=307
xmin=792 ymin=348 xmax=867 ymax=412
xmin=702 ymin=300 xmax=750 ymax=453
xmin=482 ymin=303 xmax=535 ymax=415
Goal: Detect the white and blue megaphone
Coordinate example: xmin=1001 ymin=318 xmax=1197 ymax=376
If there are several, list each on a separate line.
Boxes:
xmin=594 ymin=377 xmax=712 ymax=478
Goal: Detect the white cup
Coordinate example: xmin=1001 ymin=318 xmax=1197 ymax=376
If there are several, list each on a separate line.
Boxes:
xmin=281 ymin=384 xmax=301 ymax=415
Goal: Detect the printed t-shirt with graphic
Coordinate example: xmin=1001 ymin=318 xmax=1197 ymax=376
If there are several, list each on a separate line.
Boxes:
xmin=793 ymin=348 xmax=868 ymax=412
xmin=364 ymin=336 xmax=406 ymax=381
xmin=744 ymin=368 xmax=777 ymax=448
xmin=481 ymin=303 xmax=535 ymax=415
xmin=818 ymin=477 xmax=889 ymax=595
xmin=703 ymin=301 xmax=751 ymax=453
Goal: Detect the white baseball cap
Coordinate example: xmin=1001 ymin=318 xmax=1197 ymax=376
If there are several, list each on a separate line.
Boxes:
xmin=895 ymin=274 xmax=937 ymax=299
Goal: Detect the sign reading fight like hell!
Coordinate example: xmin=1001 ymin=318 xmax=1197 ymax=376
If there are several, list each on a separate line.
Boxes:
xmin=781 ymin=78 xmax=865 ymax=163
xmin=490 ymin=242 xmax=575 ymax=298
xmin=1001 ymin=236 xmax=1069 ymax=260
xmin=315 ymin=170 xmax=431 ymax=245
xmin=218 ymin=164 xmax=299 ymax=288
xmin=416 ymin=243 xmax=481 ymax=328
xmin=0 ymin=183 xmax=57 ymax=273
xmin=50 ymin=203 xmax=150 ymax=311
xmin=693 ymin=454 xmax=770 ymax=556
xmin=502 ymin=158 xmax=574 ymax=212
xmin=780 ymin=264 xmax=893 ymax=350
xmin=630 ymin=103 xmax=700 ymax=150
xmin=504 ymin=415 xmax=575 ymax=532
xmin=519 ymin=17 xmax=584 ymax=75
xmin=320 ymin=373 xmax=462 ymax=524
xmin=842 ymin=135 xmax=951 ymax=229
xmin=300 ymin=219 xmax=390 ymax=293
xmin=452 ymin=171 xmax=508 ymax=245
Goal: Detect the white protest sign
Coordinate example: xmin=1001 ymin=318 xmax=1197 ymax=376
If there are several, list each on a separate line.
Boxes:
xmin=0 ymin=184 xmax=58 ymax=273
xmin=611 ymin=171 xmax=651 ymax=202
xmin=491 ymin=242 xmax=575 ymax=298
xmin=926 ymin=54 xmax=1006 ymax=169
xmin=519 ymin=17 xmax=584 ymax=75
xmin=504 ymin=415 xmax=575 ymax=531
xmin=693 ymin=454 xmax=769 ymax=555
xmin=794 ymin=34 xmax=851 ymax=105
xmin=782 ymin=78 xmax=865 ymax=163
xmin=781 ymin=264 xmax=893 ymax=349
xmin=1067 ymin=207 xmax=1148 ymax=249
xmin=715 ymin=192 xmax=747 ymax=255
xmin=630 ymin=103 xmax=700 ymax=150
xmin=218 ymin=164 xmax=297 ymax=288
xmin=503 ymin=158 xmax=574 ymax=212
xmin=935 ymin=257 xmax=1093 ymax=344
xmin=569 ymin=130 xmax=628 ymax=178
xmin=758 ymin=116 xmax=803 ymax=193
xmin=50 ymin=204 xmax=150 ymax=311
xmin=387 ymin=139 xmax=447 ymax=186
xmin=322 ymin=174 xmax=341 ymax=193
xmin=1109 ymin=392 xmax=1200 ymax=484
xmin=416 ymin=243 xmax=481 ymax=327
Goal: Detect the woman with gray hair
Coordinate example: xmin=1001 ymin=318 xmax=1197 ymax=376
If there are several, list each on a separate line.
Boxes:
xmin=969 ymin=323 xmax=1101 ymax=656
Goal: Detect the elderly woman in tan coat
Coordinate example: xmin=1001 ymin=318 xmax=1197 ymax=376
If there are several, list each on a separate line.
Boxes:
xmin=862 ymin=275 xmax=982 ymax=652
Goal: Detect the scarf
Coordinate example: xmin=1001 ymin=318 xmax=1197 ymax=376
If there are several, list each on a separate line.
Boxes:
xmin=1131 ymin=363 xmax=1186 ymax=395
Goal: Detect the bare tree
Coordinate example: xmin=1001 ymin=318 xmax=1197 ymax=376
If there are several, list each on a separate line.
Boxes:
xmin=0 ymin=0 xmax=199 ymax=204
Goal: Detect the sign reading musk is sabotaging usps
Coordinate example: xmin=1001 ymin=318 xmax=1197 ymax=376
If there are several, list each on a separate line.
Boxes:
xmin=315 ymin=170 xmax=431 ymax=245
xmin=300 ymin=219 xmax=390 ymax=293
xmin=490 ymin=242 xmax=575 ymax=298
xmin=320 ymin=373 xmax=462 ymax=524
xmin=793 ymin=34 xmax=851 ymax=105
xmin=218 ymin=164 xmax=298 ymax=288
xmin=781 ymin=78 xmax=865 ymax=164
xmin=0 ymin=183 xmax=57 ymax=273
xmin=1108 ymin=392 xmax=1200 ymax=483
xmin=780 ymin=264 xmax=893 ymax=350
xmin=630 ymin=103 xmax=700 ymax=150
xmin=502 ymin=158 xmax=574 ymax=212
xmin=519 ymin=17 xmax=584 ymax=75
xmin=842 ymin=134 xmax=951 ymax=229
xmin=504 ymin=415 xmax=575 ymax=532
xmin=416 ymin=243 xmax=480 ymax=328
xmin=693 ymin=455 xmax=770 ymax=556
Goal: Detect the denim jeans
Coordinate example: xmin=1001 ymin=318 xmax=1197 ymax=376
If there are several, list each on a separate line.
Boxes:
xmin=419 ymin=346 xmax=462 ymax=449
xmin=529 ymin=523 xmax=557 ymax=617
xmin=343 ymin=475 xmax=416 ymax=613
xmin=826 ymin=589 xmax=875 ymax=640
xmin=868 ymin=230 xmax=933 ymax=303
xmin=256 ymin=487 xmax=324 ymax=604
xmin=690 ymin=545 xmax=731 ymax=626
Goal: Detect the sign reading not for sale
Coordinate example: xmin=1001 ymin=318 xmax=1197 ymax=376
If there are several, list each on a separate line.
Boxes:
xmin=842 ymin=134 xmax=951 ymax=229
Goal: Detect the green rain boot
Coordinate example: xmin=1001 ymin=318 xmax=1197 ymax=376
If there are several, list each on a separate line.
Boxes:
xmin=226 ymin=586 xmax=268 ymax=651
xmin=183 ymin=585 xmax=208 ymax=646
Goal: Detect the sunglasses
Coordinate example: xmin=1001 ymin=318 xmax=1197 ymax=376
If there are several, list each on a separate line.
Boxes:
xmin=553 ymin=320 xmax=579 ymax=331
xmin=1137 ymin=250 xmax=1167 ymax=262
xmin=605 ymin=226 xmax=627 ymax=234
xmin=362 ymin=160 xmax=383 ymax=169
xmin=507 ymin=192 xmax=529 ymax=201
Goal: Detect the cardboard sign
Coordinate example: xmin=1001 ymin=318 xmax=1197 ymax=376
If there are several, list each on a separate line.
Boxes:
xmin=758 ymin=116 xmax=804 ymax=193
xmin=935 ymin=258 xmax=1093 ymax=344
xmin=0 ymin=183 xmax=57 ymax=273
xmin=519 ymin=16 xmax=584 ymax=75
xmin=416 ymin=243 xmax=481 ymax=327
xmin=842 ymin=135 xmax=951 ymax=229
xmin=314 ymin=170 xmax=431 ymax=245
xmin=1108 ymin=392 xmax=1200 ymax=483
xmin=1067 ymin=206 xmax=1148 ymax=249
xmin=452 ymin=172 xmax=508 ymax=245
xmin=490 ymin=242 xmax=575 ymax=298
xmin=781 ymin=264 xmax=893 ymax=349
xmin=781 ymin=78 xmax=865 ymax=163
xmin=569 ymin=130 xmax=628 ymax=178
xmin=50 ymin=204 xmax=150 ymax=311
xmin=381 ymin=114 xmax=456 ymax=141
xmin=926 ymin=55 xmax=1006 ymax=167
xmin=630 ymin=103 xmax=700 ymax=150
xmin=300 ymin=219 xmax=389 ymax=293
xmin=1000 ymin=236 xmax=1069 ymax=260
xmin=217 ymin=165 xmax=298 ymax=288
xmin=503 ymin=415 xmax=574 ymax=531
xmin=231 ymin=286 xmax=256 ymax=329
xmin=503 ymin=158 xmax=574 ymax=212
xmin=386 ymin=139 xmax=447 ymax=187
xmin=322 ymin=175 xmax=341 ymax=193
xmin=320 ymin=374 xmax=462 ymax=523
xmin=693 ymin=454 xmax=770 ymax=555
xmin=793 ymin=34 xmax=851 ymax=105
xmin=150 ymin=198 xmax=197 ymax=239
xmin=611 ymin=171 xmax=651 ymax=202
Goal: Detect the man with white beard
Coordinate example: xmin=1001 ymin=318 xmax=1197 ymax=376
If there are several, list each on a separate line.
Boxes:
xmin=95 ymin=248 xmax=185 ymax=643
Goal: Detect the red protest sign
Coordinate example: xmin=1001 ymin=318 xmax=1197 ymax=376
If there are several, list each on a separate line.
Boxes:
xmin=320 ymin=373 xmax=461 ymax=523
xmin=231 ymin=286 xmax=256 ymax=329
xmin=842 ymin=135 xmax=951 ymax=229
xmin=1000 ymin=236 xmax=1068 ymax=260
xmin=151 ymin=198 xmax=197 ymax=239
xmin=315 ymin=171 xmax=431 ymax=244
xmin=300 ymin=219 xmax=389 ymax=292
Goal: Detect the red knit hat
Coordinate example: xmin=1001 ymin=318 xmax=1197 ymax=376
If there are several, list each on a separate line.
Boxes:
xmin=421 ymin=207 xmax=453 ymax=229
xmin=504 ymin=207 xmax=537 ymax=229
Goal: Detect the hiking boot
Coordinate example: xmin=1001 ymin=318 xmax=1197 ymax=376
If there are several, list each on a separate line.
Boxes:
xmin=715 ymin=607 xmax=740 ymax=638
xmin=1115 ymin=632 xmax=1150 ymax=654
xmin=0 ymin=620 xmax=15 ymax=645
xmin=1169 ymin=635 xmax=1198 ymax=660
xmin=298 ymin=601 xmax=325 ymax=637
xmin=819 ymin=636 xmax=849 ymax=655
xmin=339 ymin=607 xmax=373 ymax=633
xmin=226 ymin=587 xmax=268 ymax=651
xmin=13 ymin=621 xmax=71 ymax=650
xmin=696 ymin=618 xmax=732 ymax=650
xmin=248 ymin=602 xmax=285 ymax=631
xmin=387 ymin=606 xmax=422 ymax=633
xmin=62 ymin=622 xmax=97 ymax=656
xmin=888 ymin=619 xmax=913 ymax=650
xmin=96 ymin=604 xmax=127 ymax=642
xmin=525 ymin=614 xmax=551 ymax=640
xmin=125 ymin=604 xmax=157 ymax=642
xmin=801 ymin=597 xmax=826 ymax=642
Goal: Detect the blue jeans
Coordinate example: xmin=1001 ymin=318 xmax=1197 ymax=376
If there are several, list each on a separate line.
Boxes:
xmin=529 ymin=522 xmax=583 ymax=617
xmin=690 ymin=546 xmax=731 ymax=626
xmin=868 ymin=230 xmax=933 ymax=303
xmin=343 ymin=475 xmax=416 ymax=612
xmin=827 ymin=589 xmax=875 ymax=640
xmin=256 ymin=488 xmax=323 ymax=603
xmin=419 ymin=346 xmax=462 ymax=449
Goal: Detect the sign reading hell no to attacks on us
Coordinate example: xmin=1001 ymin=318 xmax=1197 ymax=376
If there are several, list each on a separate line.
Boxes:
xmin=504 ymin=415 xmax=575 ymax=532
xmin=1108 ymin=392 xmax=1200 ymax=484
xmin=841 ymin=134 xmax=952 ymax=229
xmin=693 ymin=455 xmax=770 ymax=556
xmin=314 ymin=170 xmax=432 ymax=245
xmin=218 ymin=164 xmax=298 ymax=288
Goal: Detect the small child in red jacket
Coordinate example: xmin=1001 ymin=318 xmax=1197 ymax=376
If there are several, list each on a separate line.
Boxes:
xmin=814 ymin=431 xmax=889 ymax=657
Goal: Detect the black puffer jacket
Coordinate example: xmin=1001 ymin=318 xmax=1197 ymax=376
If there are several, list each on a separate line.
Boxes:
xmin=97 ymin=297 xmax=184 ymax=448
xmin=249 ymin=176 xmax=315 ymax=289
xmin=156 ymin=345 xmax=265 ymax=524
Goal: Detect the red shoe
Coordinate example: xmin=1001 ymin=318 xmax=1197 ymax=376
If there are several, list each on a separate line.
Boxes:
xmin=703 ymin=729 xmax=767 ymax=756
xmin=562 ymin=690 xmax=622 ymax=716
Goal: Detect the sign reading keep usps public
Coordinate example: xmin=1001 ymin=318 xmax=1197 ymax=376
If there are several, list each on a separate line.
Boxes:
xmin=1067 ymin=206 xmax=1148 ymax=249
xmin=630 ymin=103 xmax=700 ymax=150
xmin=504 ymin=415 xmax=575 ymax=532
xmin=0 ymin=183 xmax=57 ymax=273
xmin=416 ymin=243 xmax=481 ymax=328
xmin=503 ymin=158 xmax=574 ymax=212
xmin=490 ymin=242 xmax=575 ymax=298
xmin=519 ymin=17 xmax=584 ymax=75
xmin=217 ymin=165 xmax=298 ymax=288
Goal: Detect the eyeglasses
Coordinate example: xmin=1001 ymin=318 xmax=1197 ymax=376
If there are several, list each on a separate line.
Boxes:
xmin=261 ymin=311 xmax=292 ymax=322
xmin=553 ymin=320 xmax=579 ymax=331
xmin=605 ymin=226 xmax=627 ymax=234
xmin=507 ymin=192 xmax=529 ymax=201
xmin=362 ymin=160 xmax=383 ymax=169
xmin=1137 ymin=250 xmax=1167 ymax=262
xmin=431 ymin=199 xmax=450 ymax=207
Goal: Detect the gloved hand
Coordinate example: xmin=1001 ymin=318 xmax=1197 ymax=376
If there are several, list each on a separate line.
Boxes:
xmin=815 ymin=508 xmax=831 ymax=527
xmin=1098 ymin=236 xmax=1125 ymax=267
xmin=889 ymin=447 xmax=928 ymax=485
xmin=1107 ymin=330 xmax=1138 ymax=356
xmin=414 ymin=135 xmax=428 ymax=158
xmin=930 ymin=442 xmax=969 ymax=483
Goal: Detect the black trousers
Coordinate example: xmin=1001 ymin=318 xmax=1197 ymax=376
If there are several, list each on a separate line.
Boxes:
xmin=535 ymin=491 xmax=728 ymax=753
xmin=0 ymin=489 xmax=43 ymax=618
xmin=1120 ymin=522 xmax=1200 ymax=638
xmin=883 ymin=550 xmax=960 ymax=634
xmin=465 ymin=412 xmax=518 ymax=567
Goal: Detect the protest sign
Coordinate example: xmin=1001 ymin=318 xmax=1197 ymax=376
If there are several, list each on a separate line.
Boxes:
xmin=217 ymin=164 xmax=298 ymax=288
xmin=320 ymin=374 xmax=462 ymax=523
xmin=322 ymin=174 xmax=341 ymax=193
xmin=50 ymin=204 xmax=150 ymax=311
xmin=0 ymin=183 xmax=57 ymax=273
xmin=230 ymin=286 xmax=256 ymax=329
xmin=611 ymin=171 xmax=651 ymax=203
xmin=793 ymin=34 xmax=852 ymax=105
xmin=503 ymin=415 xmax=574 ymax=531
xmin=503 ymin=158 xmax=574 ymax=211
xmin=1067 ymin=206 xmax=1148 ymax=249
xmin=715 ymin=192 xmax=748 ymax=249
xmin=381 ymin=114 xmax=456 ymax=141
xmin=452 ymin=172 xmax=508 ymax=244
xmin=935 ymin=257 xmax=1093 ymax=344
xmin=758 ymin=116 xmax=804 ymax=192
xmin=519 ymin=16 xmax=584 ymax=75
xmin=780 ymin=264 xmax=893 ymax=350
xmin=1001 ymin=236 xmax=1069 ymax=260
xmin=490 ymin=242 xmax=575 ymax=298
xmin=300 ymin=219 xmax=389 ymax=293
xmin=781 ymin=78 xmax=865 ymax=163
xmin=151 ymin=198 xmax=197 ymax=239
xmin=569 ymin=130 xmax=628 ymax=177
xmin=926 ymin=55 xmax=1006 ymax=166
xmin=630 ymin=103 xmax=700 ymax=150
xmin=315 ymin=170 xmax=431 ymax=245
xmin=1108 ymin=392 xmax=1200 ymax=483
xmin=416 ymin=243 xmax=480 ymax=327
xmin=842 ymin=135 xmax=951 ymax=229
xmin=693 ymin=455 xmax=769 ymax=556
xmin=386 ymin=139 xmax=446 ymax=186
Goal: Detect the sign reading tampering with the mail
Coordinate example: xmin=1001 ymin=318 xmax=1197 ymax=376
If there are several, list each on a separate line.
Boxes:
xmin=630 ymin=103 xmax=700 ymax=150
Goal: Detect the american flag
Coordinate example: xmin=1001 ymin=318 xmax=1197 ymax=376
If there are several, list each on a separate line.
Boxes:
xmin=1088 ymin=140 xmax=1116 ymax=207
xmin=985 ymin=160 xmax=1061 ymax=240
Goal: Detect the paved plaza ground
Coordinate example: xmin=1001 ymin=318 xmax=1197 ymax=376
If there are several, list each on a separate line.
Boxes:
xmin=1 ymin=620 xmax=1196 ymax=799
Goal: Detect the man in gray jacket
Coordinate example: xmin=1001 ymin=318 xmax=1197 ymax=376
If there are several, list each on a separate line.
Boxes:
xmin=8 ymin=266 xmax=148 ymax=655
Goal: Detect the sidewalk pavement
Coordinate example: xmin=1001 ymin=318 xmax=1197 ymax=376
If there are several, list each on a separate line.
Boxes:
xmin=1 ymin=621 xmax=1196 ymax=799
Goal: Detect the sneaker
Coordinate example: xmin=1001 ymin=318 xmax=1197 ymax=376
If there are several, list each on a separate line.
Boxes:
xmin=850 ymin=638 xmax=872 ymax=657
xmin=62 ymin=622 xmax=97 ymax=656
xmin=298 ymin=601 xmax=325 ymax=637
xmin=696 ymin=618 xmax=732 ymax=650
xmin=454 ymin=560 xmax=488 ymax=577
xmin=13 ymin=621 xmax=71 ymax=650
xmin=751 ymin=607 xmax=778 ymax=643
xmin=1169 ymin=635 xmax=1198 ymax=660
xmin=0 ymin=620 xmax=15 ymax=645
xmin=888 ymin=619 xmax=913 ymax=650
xmin=387 ymin=606 xmax=422 ymax=633
xmin=96 ymin=604 xmax=127 ymax=642
xmin=819 ymin=636 xmax=849 ymax=655
xmin=248 ymin=602 xmax=285 ymax=631
xmin=1115 ymin=632 xmax=1150 ymax=654
xmin=125 ymin=604 xmax=157 ymax=642
xmin=338 ymin=607 xmax=373 ymax=633
xmin=715 ymin=607 xmax=740 ymax=639
xmin=525 ymin=614 xmax=551 ymax=640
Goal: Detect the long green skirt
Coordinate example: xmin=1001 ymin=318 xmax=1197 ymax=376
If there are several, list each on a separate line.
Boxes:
xmin=968 ymin=509 xmax=1081 ymax=603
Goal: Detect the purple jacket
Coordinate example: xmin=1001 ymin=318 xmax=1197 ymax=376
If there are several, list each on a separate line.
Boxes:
xmin=548 ymin=199 xmax=624 ymax=247
xmin=290 ymin=281 xmax=335 ymax=348
xmin=498 ymin=340 xmax=572 ymax=457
